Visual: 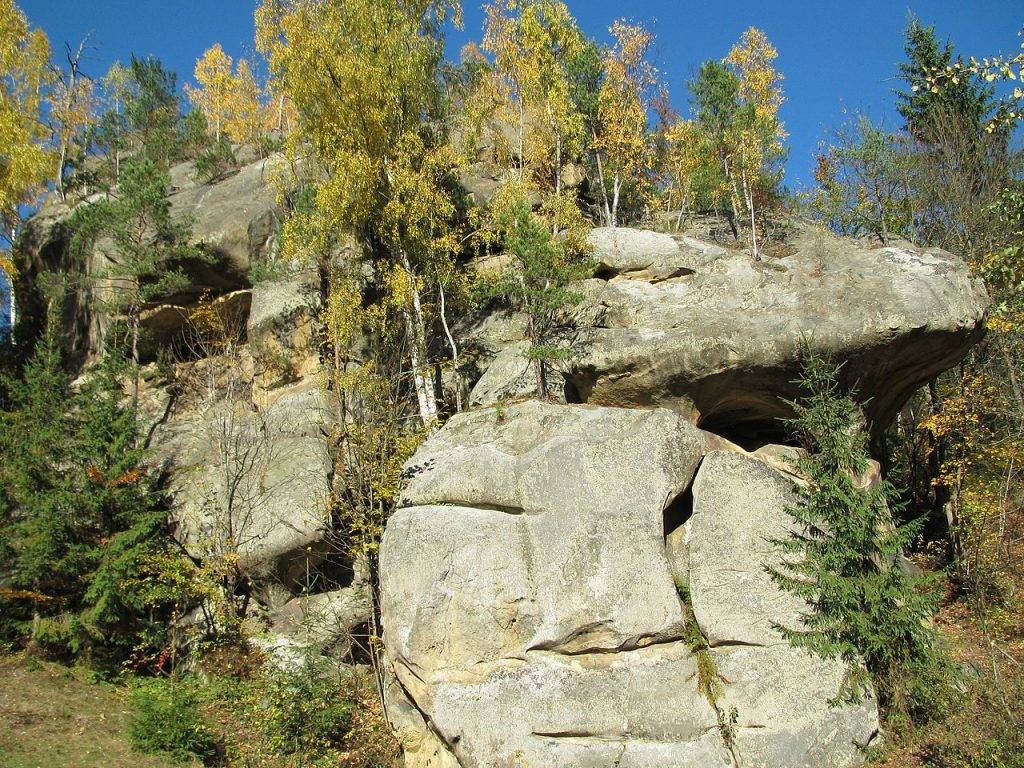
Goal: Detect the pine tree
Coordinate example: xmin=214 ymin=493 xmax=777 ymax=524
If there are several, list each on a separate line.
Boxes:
xmin=770 ymin=346 xmax=951 ymax=719
xmin=480 ymin=182 xmax=591 ymax=399
xmin=69 ymin=157 xmax=201 ymax=402
xmin=0 ymin=312 xmax=172 ymax=665
xmin=124 ymin=55 xmax=184 ymax=168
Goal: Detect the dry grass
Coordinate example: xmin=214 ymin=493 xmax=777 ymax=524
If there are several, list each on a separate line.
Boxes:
xmin=871 ymin=596 xmax=1024 ymax=768
xmin=0 ymin=654 xmax=189 ymax=768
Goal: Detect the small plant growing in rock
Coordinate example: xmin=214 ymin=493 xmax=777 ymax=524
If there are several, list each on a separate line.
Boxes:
xmin=676 ymin=577 xmax=741 ymax=767
xmin=770 ymin=345 xmax=954 ymax=722
xmin=478 ymin=181 xmax=593 ymax=400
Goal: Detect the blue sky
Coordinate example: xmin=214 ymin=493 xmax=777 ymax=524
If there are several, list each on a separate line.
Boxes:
xmin=0 ymin=269 xmax=12 ymax=335
xmin=18 ymin=0 xmax=1024 ymax=189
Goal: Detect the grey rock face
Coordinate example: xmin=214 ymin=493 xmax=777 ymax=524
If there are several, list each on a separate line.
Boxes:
xmin=168 ymin=155 xmax=281 ymax=293
xmin=688 ymin=451 xmax=880 ymax=767
xmin=158 ymin=381 xmax=333 ymax=578
xmin=18 ymin=155 xmax=283 ymax=362
xmin=260 ymin=566 xmax=373 ymax=666
xmin=381 ymin=403 xmax=879 ymax=768
xmin=687 ymin=451 xmax=808 ymax=647
xmin=471 ymin=226 xmax=987 ymax=434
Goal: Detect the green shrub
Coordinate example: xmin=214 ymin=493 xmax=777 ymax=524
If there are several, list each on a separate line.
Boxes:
xmin=127 ymin=676 xmax=217 ymax=764
xmin=194 ymin=137 xmax=237 ymax=183
xmin=259 ymin=659 xmax=353 ymax=757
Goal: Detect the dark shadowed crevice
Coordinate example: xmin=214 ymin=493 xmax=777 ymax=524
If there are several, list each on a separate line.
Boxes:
xmin=276 ymin=540 xmax=355 ymax=595
xmin=663 ymin=485 xmax=694 ymax=542
xmin=696 ymin=415 xmax=798 ymax=452
xmin=563 ymin=378 xmax=583 ymax=404
xmin=343 ymin=621 xmax=375 ymax=666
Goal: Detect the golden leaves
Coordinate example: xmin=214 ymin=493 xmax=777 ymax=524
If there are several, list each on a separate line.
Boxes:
xmin=187 ymin=44 xmax=234 ymax=141
xmin=726 ymin=26 xmax=785 ymax=133
xmin=595 ymin=20 xmax=657 ymax=186
xmin=482 ymin=0 xmax=587 ymax=191
xmin=0 ymin=0 xmax=52 ymax=229
xmin=186 ymin=44 xmax=265 ymax=145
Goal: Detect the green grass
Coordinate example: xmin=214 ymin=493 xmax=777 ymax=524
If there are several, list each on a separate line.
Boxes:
xmin=0 ymin=654 xmax=193 ymax=768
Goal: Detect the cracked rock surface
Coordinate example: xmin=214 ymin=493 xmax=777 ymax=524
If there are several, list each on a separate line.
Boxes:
xmin=381 ymin=402 xmax=880 ymax=768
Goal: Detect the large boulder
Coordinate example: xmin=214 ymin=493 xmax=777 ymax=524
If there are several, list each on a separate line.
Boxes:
xmin=156 ymin=381 xmax=333 ymax=579
xmin=167 ymin=155 xmax=281 ymax=294
xmin=471 ymin=226 xmax=987 ymax=436
xmin=380 ymin=402 xmax=879 ymax=768
xmin=689 ymin=451 xmax=880 ymax=768
xmin=687 ymin=450 xmax=808 ymax=647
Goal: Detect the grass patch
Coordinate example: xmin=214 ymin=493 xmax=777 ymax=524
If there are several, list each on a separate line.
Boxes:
xmin=0 ymin=654 xmax=188 ymax=768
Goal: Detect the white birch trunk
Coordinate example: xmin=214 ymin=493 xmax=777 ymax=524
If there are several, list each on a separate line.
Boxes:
xmin=400 ymin=251 xmax=438 ymax=430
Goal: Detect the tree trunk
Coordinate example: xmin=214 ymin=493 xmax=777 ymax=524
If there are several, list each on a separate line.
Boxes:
xmin=518 ymin=98 xmax=525 ymax=180
xmin=130 ymin=311 xmax=140 ymax=410
xmin=611 ymin=174 xmax=621 ymax=228
xmin=438 ymin=277 xmax=462 ymax=413
xmin=722 ymin=154 xmax=743 ymax=243
xmin=56 ymin=143 xmax=67 ymax=201
xmin=554 ymin=122 xmax=562 ymax=197
xmin=592 ymin=127 xmax=612 ymax=227
xmin=740 ymin=164 xmax=760 ymax=260
xmin=925 ymin=378 xmax=952 ymax=541
xmin=399 ymin=251 xmax=438 ymax=430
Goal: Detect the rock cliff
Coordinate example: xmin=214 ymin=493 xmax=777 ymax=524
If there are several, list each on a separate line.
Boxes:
xmin=20 ymin=154 xmax=988 ymax=767
xmin=381 ymin=227 xmax=985 ymax=767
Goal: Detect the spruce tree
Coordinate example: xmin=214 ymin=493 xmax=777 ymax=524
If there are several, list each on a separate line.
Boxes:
xmin=0 ymin=313 xmax=82 ymax=646
xmin=770 ymin=347 xmax=950 ymax=720
xmin=0 ymin=312 xmax=172 ymax=665
xmin=125 ymin=55 xmax=185 ymax=168
xmin=75 ymin=352 xmax=172 ymax=663
xmin=895 ymin=18 xmax=995 ymax=140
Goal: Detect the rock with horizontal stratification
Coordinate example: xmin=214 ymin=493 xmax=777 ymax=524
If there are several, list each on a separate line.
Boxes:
xmin=381 ymin=402 xmax=879 ymax=768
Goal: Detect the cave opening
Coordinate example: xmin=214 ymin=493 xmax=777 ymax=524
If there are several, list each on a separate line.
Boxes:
xmin=697 ymin=414 xmax=800 ymax=452
xmin=663 ymin=484 xmax=694 ymax=541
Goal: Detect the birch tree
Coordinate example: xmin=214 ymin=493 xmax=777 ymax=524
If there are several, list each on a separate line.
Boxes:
xmin=0 ymin=0 xmax=52 ymax=246
xmin=725 ymin=27 xmax=786 ymax=258
xmin=481 ymin=0 xmax=586 ymax=198
xmin=593 ymin=21 xmax=657 ymax=227
xmin=257 ymin=0 xmax=462 ymax=430
xmin=49 ymin=39 xmax=95 ymax=201
xmin=186 ymin=44 xmax=234 ymax=144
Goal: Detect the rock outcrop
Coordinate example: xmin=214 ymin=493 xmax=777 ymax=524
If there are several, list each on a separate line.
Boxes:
xmin=17 ymin=153 xmax=283 ymax=364
xmin=381 ymin=403 xmax=879 ymax=768
xmin=380 ymin=218 xmax=985 ymax=768
xmin=472 ymin=226 xmax=987 ymax=438
xmin=20 ymin=150 xmax=990 ymax=766
xmin=153 ymin=380 xmax=332 ymax=576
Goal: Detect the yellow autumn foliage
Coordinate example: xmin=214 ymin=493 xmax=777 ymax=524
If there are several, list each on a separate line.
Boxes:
xmin=0 ymin=0 xmax=52 ymax=236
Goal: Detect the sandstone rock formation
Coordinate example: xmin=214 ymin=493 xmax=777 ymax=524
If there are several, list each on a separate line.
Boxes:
xmin=380 ymin=222 xmax=986 ymax=768
xmin=20 ymin=150 xmax=990 ymax=766
xmin=381 ymin=403 xmax=879 ymax=768
xmin=472 ymin=226 xmax=987 ymax=438
xmin=17 ymin=153 xmax=283 ymax=364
